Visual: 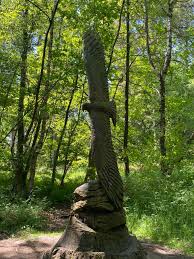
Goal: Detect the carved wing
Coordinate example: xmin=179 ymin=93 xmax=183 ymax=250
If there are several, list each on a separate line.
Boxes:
xmin=83 ymin=30 xmax=123 ymax=209
xmin=83 ymin=30 xmax=109 ymax=102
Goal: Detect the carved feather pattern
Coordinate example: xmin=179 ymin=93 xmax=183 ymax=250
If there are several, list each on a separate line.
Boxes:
xmin=83 ymin=30 xmax=123 ymax=209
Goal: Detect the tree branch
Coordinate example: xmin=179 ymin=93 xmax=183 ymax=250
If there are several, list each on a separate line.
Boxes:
xmin=162 ymin=0 xmax=175 ymax=77
xmin=107 ymin=0 xmax=125 ymax=75
xmin=26 ymin=0 xmax=50 ymax=20
xmin=144 ymin=0 xmax=156 ymax=71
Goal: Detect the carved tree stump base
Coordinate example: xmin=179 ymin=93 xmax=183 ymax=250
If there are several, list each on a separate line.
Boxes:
xmin=42 ymin=181 xmax=146 ymax=259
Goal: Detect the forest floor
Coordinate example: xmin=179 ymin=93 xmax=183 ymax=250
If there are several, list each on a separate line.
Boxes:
xmin=0 ymin=236 xmax=194 ymax=259
xmin=0 ymin=207 xmax=193 ymax=259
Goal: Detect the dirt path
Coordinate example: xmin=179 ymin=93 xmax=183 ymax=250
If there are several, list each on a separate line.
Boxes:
xmin=0 ymin=236 xmax=53 ymax=259
xmin=0 ymin=207 xmax=193 ymax=259
xmin=0 ymin=236 xmax=193 ymax=259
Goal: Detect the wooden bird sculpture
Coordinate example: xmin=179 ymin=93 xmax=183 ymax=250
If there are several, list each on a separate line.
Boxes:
xmin=83 ymin=30 xmax=123 ymax=209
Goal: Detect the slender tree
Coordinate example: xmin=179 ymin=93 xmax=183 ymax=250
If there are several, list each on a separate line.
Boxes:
xmin=51 ymin=75 xmax=78 ymax=186
xmin=60 ymin=84 xmax=85 ymax=186
xmin=14 ymin=2 xmax=29 ymax=195
xmin=124 ymin=0 xmax=130 ymax=176
xmin=28 ymin=0 xmax=56 ymax=193
xmin=144 ymin=0 xmax=176 ymax=174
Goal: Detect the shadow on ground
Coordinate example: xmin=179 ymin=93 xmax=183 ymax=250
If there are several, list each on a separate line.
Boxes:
xmin=0 ymin=236 xmax=193 ymax=259
xmin=0 ymin=237 xmax=54 ymax=259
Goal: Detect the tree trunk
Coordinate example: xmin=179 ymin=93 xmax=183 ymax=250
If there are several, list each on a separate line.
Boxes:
xmin=24 ymin=0 xmax=60 ymax=141
xmin=84 ymin=145 xmax=96 ymax=182
xmin=14 ymin=4 xmax=28 ymax=196
xmin=124 ymin=0 xmax=130 ymax=176
xmin=51 ymin=76 xmax=78 ymax=186
xmin=60 ymin=87 xmax=84 ymax=186
xmin=144 ymin=0 xmax=175 ymax=175
xmin=60 ymin=133 xmax=73 ymax=187
xmin=159 ymin=74 xmax=167 ymax=174
xmin=28 ymin=118 xmax=47 ymax=193
xmin=28 ymin=153 xmax=37 ymax=194
xmin=27 ymin=1 xmax=55 ymax=193
xmin=158 ymin=1 xmax=174 ymax=174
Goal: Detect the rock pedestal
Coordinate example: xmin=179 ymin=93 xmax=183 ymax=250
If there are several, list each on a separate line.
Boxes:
xmin=42 ymin=181 xmax=146 ymax=259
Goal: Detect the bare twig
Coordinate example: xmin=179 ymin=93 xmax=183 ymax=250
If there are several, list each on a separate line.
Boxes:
xmin=26 ymin=0 xmax=50 ymax=20
xmin=112 ymin=57 xmax=136 ymax=100
xmin=107 ymin=0 xmax=125 ymax=75
xmin=144 ymin=0 xmax=156 ymax=71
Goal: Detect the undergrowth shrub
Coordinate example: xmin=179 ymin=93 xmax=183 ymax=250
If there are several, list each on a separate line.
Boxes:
xmin=0 ymin=168 xmax=85 ymax=236
xmin=34 ymin=168 xmax=85 ymax=204
xmin=0 ymin=189 xmax=48 ymax=236
xmin=124 ymin=164 xmax=194 ymax=254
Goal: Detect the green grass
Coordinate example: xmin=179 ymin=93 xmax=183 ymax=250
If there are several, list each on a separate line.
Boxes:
xmin=0 ymin=194 xmax=48 ymax=237
xmin=0 ymin=164 xmax=193 ymax=256
xmin=14 ymin=229 xmax=63 ymax=239
xmin=0 ymin=167 xmax=84 ymax=237
xmin=124 ymin=164 xmax=194 ymax=255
